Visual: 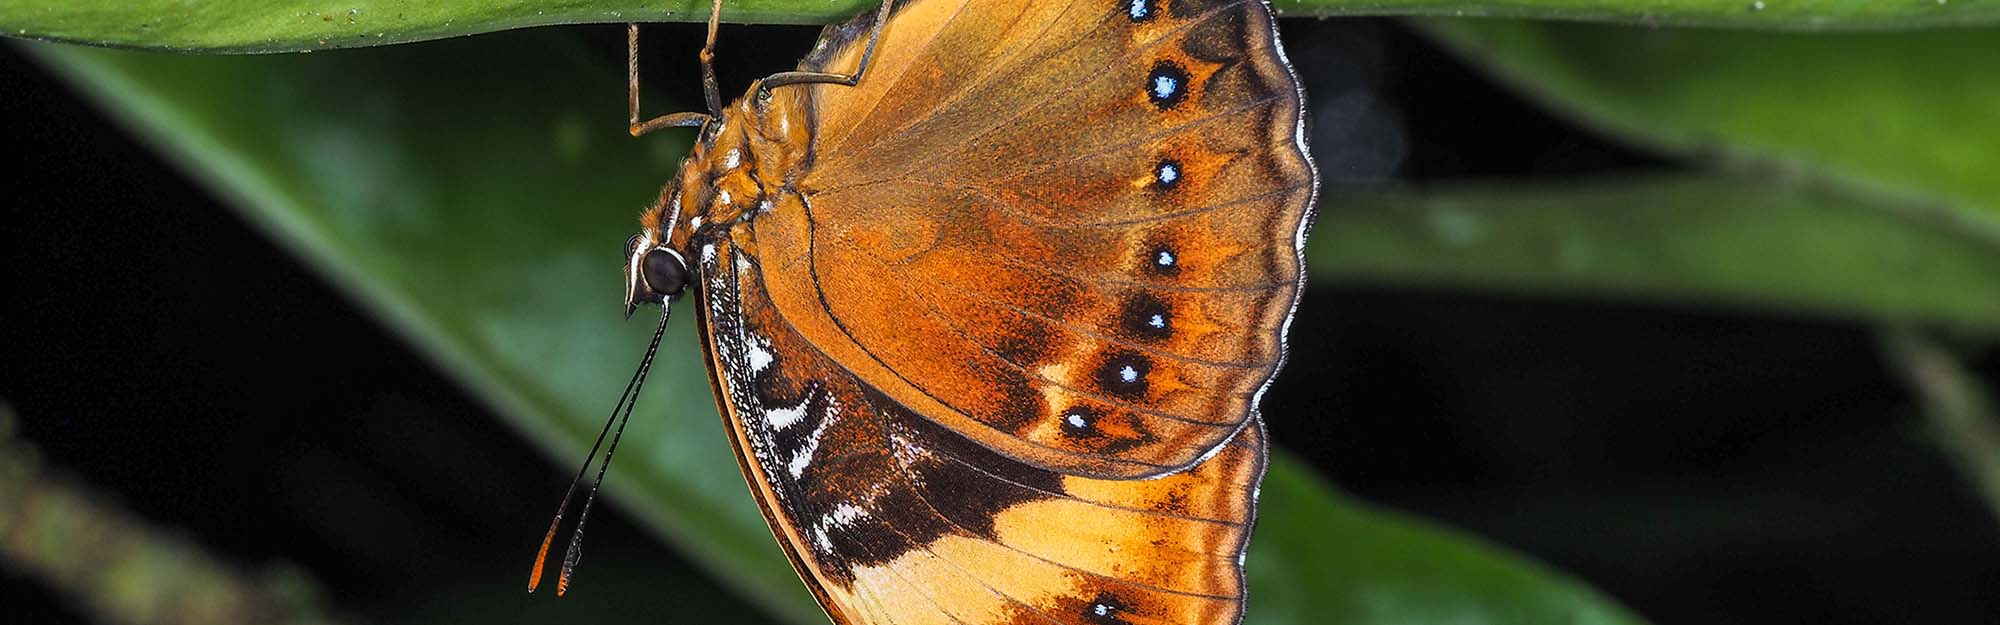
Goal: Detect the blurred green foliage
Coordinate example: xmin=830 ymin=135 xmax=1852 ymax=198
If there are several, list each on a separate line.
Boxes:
xmin=28 ymin=26 xmax=1641 ymax=625
xmin=9 ymin=0 xmax=1999 ymax=624
xmin=0 ymin=410 xmax=345 ymax=625
xmin=1314 ymin=176 xmax=2000 ymax=331
xmin=1421 ymin=21 xmax=2000 ymax=245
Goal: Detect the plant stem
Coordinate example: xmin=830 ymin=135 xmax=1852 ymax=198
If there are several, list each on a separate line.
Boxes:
xmin=0 ymin=406 xmax=349 ymax=625
xmin=1879 ymin=329 xmax=2000 ymax=524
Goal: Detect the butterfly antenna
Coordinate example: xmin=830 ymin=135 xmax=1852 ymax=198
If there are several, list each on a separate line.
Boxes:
xmin=529 ymin=304 xmax=673 ymax=596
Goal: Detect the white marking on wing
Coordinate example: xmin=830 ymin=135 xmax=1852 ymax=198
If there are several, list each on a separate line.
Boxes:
xmin=747 ymin=335 xmax=774 ymax=374
xmin=788 ymin=394 xmax=841 ymax=478
xmin=811 ymin=502 xmax=871 ymax=553
xmin=767 ymin=403 xmax=806 ymax=430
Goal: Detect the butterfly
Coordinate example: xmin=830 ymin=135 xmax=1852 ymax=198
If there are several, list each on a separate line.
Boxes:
xmin=532 ymin=0 xmax=1316 ymax=623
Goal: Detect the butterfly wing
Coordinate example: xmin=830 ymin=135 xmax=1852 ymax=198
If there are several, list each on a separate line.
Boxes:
xmin=694 ymin=239 xmax=1265 ymax=625
xmin=750 ymin=0 xmax=1314 ymax=479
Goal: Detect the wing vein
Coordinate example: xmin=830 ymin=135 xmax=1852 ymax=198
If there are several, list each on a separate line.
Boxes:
xmin=985 ymin=249 xmax=1292 ymax=294
xmin=932 ymin=450 xmax=1248 ymax=528
xmin=715 ymin=247 xmax=917 ymax=625
xmin=876 ymin=416 xmax=1245 ymax=599
xmin=822 ymin=0 xmax=1101 ymax=160
xmin=825 ymin=498 xmax=1072 ymax=625
xmin=828 ymin=0 xmax=1252 ymax=181
xmin=714 ymin=247 xmax=1246 ymax=608
xmin=817 ymin=0 xmax=981 ymax=153
xmin=766 ymin=228 xmax=1196 ymax=470
xmin=824 ymin=230 xmax=1244 ymax=428
xmin=912 ymin=262 xmax=1280 ymax=368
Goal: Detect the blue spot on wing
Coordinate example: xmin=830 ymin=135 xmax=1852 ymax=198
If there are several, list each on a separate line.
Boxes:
xmin=1145 ymin=61 xmax=1189 ymax=110
xmin=1126 ymin=0 xmax=1157 ymax=22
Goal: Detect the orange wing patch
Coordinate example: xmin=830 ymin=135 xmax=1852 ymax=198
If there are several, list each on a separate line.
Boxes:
xmin=741 ymin=0 xmax=1312 ymax=480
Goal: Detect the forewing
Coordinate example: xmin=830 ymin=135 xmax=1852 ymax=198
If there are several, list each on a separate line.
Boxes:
xmin=758 ymin=0 xmax=1313 ymax=478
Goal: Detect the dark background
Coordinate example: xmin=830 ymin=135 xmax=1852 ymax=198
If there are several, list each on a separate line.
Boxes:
xmin=5 ymin=18 xmax=1999 ymax=625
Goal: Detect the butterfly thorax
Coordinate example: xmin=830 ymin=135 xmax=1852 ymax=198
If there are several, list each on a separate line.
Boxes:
xmin=642 ymin=88 xmax=815 ymax=255
xmin=626 ymin=87 xmax=814 ymax=310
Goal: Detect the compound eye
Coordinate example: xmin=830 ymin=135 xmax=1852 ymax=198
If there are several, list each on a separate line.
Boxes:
xmin=623 ymin=233 xmax=643 ymax=259
xmin=642 ymin=248 xmax=689 ymax=297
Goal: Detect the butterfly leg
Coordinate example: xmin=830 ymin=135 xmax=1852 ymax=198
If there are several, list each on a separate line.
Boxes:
xmin=757 ymin=0 xmax=895 ymax=92
xmin=626 ymin=0 xmax=728 ymax=137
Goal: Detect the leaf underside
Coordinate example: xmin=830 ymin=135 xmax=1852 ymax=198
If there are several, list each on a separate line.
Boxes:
xmin=3 ymin=0 xmax=1997 ymax=53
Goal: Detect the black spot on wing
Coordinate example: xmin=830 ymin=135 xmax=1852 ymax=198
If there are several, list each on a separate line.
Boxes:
xmin=1059 ymin=404 xmax=1157 ymax=456
xmin=1060 ymin=405 xmax=1103 ymax=438
xmin=1145 ymin=60 xmax=1190 ymax=110
xmin=1120 ymin=293 xmax=1173 ymax=341
xmin=1143 ymin=241 xmax=1181 ymax=277
xmin=1085 ymin=590 xmax=1134 ymax=625
xmin=1152 ymin=158 xmax=1184 ymax=190
xmin=1096 ymin=352 xmax=1153 ymax=399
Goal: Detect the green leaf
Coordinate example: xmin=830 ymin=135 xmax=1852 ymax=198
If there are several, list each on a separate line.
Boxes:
xmin=1313 ymin=176 xmax=2000 ymax=333
xmin=27 ymin=27 xmax=1647 ymax=625
xmin=30 ymin=30 xmax=828 ymax=625
xmin=1417 ymin=20 xmax=2000 ymax=253
xmin=1250 ymin=455 xmax=1644 ymax=625
xmin=7 ymin=0 xmax=1999 ymax=54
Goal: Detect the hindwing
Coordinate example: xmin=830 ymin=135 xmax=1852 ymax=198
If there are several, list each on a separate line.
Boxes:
xmin=697 ymin=239 xmax=1266 ymax=625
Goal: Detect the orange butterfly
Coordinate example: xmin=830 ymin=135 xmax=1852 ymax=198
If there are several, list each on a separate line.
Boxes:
xmin=533 ymin=0 xmax=1315 ymax=623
